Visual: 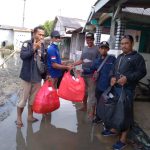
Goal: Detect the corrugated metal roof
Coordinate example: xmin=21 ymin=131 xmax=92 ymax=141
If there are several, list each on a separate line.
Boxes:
xmin=0 ymin=25 xmax=31 ymax=32
xmin=57 ymin=16 xmax=86 ymax=29
xmin=122 ymin=7 xmax=150 ymax=16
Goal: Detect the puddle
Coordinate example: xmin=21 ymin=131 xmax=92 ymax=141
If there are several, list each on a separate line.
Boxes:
xmin=51 ymin=99 xmax=78 ymax=133
xmin=0 ymin=92 xmax=19 ymax=122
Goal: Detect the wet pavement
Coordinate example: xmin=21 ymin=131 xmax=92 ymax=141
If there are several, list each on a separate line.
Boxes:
xmin=0 ymin=95 xmax=135 ymax=150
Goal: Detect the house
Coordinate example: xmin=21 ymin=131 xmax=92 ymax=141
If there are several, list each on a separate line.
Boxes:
xmin=0 ymin=25 xmax=31 ymax=51
xmin=84 ymin=0 xmax=150 ymax=82
xmin=52 ymin=16 xmax=86 ymax=59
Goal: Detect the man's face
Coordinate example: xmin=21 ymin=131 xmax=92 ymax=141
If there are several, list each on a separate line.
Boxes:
xmin=34 ymin=29 xmax=45 ymax=42
xmin=52 ymin=36 xmax=61 ymax=42
xmin=99 ymin=46 xmax=109 ymax=56
xmin=86 ymin=38 xmax=94 ymax=47
xmin=121 ymin=38 xmax=133 ymax=54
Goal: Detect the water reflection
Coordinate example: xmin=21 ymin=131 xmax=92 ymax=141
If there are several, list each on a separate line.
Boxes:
xmin=16 ymin=115 xmax=78 ymax=150
xmin=16 ymin=129 xmax=27 ymax=150
xmin=51 ymin=99 xmax=78 ymax=133
xmin=15 ymin=100 xmax=106 ymax=150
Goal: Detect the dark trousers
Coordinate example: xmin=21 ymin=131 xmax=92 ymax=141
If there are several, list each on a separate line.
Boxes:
xmin=95 ymin=89 xmax=103 ymax=119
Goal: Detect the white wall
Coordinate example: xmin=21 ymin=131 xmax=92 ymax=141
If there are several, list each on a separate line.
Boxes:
xmin=0 ymin=29 xmax=13 ymax=48
xmin=125 ymin=29 xmax=141 ymax=51
xmin=13 ymin=31 xmax=31 ymax=51
xmin=140 ymin=53 xmax=150 ymax=83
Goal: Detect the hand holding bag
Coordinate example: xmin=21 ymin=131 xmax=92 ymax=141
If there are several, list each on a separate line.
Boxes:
xmin=97 ymin=86 xmax=116 ymax=129
xmin=36 ymin=54 xmax=47 ymax=75
xmin=111 ymin=87 xmax=132 ymax=131
xmin=92 ymin=55 xmax=109 ymax=81
xmin=33 ymin=80 xmax=60 ymax=114
xmin=58 ymin=71 xmax=85 ymax=102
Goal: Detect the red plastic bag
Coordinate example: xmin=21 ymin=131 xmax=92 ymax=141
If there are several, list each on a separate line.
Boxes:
xmin=58 ymin=71 xmax=85 ymax=102
xmin=33 ymin=80 xmax=60 ymax=114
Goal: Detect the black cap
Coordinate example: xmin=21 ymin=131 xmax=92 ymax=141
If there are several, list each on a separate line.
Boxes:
xmin=99 ymin=41 xmax=109 ymax=48
xmin=85 ymin=32 xmax=94 ymax=39
xmin=51 ymin=30 xmax=60 ymax=37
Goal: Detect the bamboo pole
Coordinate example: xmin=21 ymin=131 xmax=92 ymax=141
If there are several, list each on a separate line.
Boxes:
xmin=0 ymin=50 xmax=17 ymax=68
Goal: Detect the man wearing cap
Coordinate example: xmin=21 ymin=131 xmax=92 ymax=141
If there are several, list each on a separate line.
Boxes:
xmin=47 ymin=30 xmax=72 ymax=88
xmin=83 ymin=41 xmax=116 ymax=123
xmin=73 ymin=32 xmax=99 ymax=119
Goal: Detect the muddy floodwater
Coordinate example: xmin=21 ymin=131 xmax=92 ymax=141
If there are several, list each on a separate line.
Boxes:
xmin=0 ymin=97 xmax=134 ymax=150
xmin=0 ymin=52 xmax=149 ymax=150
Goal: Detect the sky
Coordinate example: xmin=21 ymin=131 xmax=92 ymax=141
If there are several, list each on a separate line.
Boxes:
xmin=0 ymin=0 xmax=97 ymax=29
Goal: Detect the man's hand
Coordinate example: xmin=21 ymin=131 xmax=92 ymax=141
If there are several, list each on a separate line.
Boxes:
xmin=117 ymin=75 xmax=127 ymax=86
xmin=75 ymin=69 xmax=83 ymax=75
xmin=110 ymin=77 xmax=117 ymax=86
xmin=66 ymin=65 xmax=74 ymax=71
xmin=33 ymin=40 xmax=41 ymax=52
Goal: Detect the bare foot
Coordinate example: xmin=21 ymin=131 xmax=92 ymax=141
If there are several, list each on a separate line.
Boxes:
xmin=88 ymin=112 xmax=95 ymax=120
xmin=28 ymin=117 xmax=38 ymax=123
xmin=15 ymin=120 xmax=23 ymax=128
xmin=78 ymin=107 xmax=87 ymax=112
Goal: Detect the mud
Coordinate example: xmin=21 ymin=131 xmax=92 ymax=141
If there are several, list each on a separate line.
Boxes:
xmin=0 ymin=53 xmax=21 ymax=120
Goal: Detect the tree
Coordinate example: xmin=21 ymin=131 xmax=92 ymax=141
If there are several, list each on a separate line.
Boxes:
xmin=42 ymin=20 xmax=54 ymax=37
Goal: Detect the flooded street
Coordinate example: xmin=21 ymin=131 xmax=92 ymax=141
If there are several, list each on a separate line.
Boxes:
xmin=0 ymin=96 xmax=134 ymax=150
xmin=0 ymin=52 xmax=148 ymax=150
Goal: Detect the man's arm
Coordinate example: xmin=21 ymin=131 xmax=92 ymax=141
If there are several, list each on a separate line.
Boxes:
xmin=73 ymin=59 xmax=83 ymax=66
xmin=20 ymin=42 xmax=34 ymax=60
xmin=123 ymin=54 xmax=147 ymax=82
xmin=52 ymin=63 xmax=72 ymax=70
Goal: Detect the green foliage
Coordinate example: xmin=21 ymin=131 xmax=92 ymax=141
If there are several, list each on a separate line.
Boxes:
xmin=5 ymin=44 xmax=14 ymax=50
xmin=42 ymin=20 xmax=54 ymax=37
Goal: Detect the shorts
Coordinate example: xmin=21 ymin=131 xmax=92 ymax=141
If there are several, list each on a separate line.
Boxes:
xmin=17 ymin=80 xmax=41 ymax=108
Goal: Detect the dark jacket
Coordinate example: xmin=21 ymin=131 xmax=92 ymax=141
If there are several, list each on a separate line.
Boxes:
xmin=20 ymin=39 xmax=46 ymax=82
xmin=112 ymin=51 xmax=147 ymax=90
xmin=84 ymin=55 xmax=116 ymax=92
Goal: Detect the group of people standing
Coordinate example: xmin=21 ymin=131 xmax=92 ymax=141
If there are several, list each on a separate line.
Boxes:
xmin=16 ymin=25 xmax=147 ymax=150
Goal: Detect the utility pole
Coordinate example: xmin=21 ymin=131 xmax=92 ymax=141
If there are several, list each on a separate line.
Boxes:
xmin=22 ymin=0 xmax=26 ymax=27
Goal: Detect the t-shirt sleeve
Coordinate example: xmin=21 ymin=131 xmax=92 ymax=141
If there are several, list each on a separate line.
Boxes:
xmin=47 ymin=48 xmax=57 ymax=63
xmin=80 ymin=51 xmax=84 ymax=60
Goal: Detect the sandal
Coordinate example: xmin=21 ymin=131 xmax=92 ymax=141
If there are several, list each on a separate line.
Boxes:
xmin=15 ymin=121 xmax=23 ymax=128
xmin=27 ymin=117 xmax=38 ymax=123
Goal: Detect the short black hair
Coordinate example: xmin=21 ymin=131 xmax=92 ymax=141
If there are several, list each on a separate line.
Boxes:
xmin=121 ymin=35 xmax=134 ymax=44
xmin=85 ymin=32 xmax=94 ymax=40
xmin=33 ymin=26 xmax=44 ymax=33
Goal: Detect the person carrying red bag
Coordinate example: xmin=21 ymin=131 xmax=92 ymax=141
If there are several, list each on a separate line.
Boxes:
xmin=47 ymin=31 xmax=73 ymax=88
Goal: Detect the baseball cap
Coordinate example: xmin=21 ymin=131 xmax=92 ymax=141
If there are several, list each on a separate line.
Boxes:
xmin=85 ymin=32 xmax=94 ymax=39
xmin=99 ymin=41 xmax=109 ymax=48
xmin=51 ymin=30 xmax=60 ymax=38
